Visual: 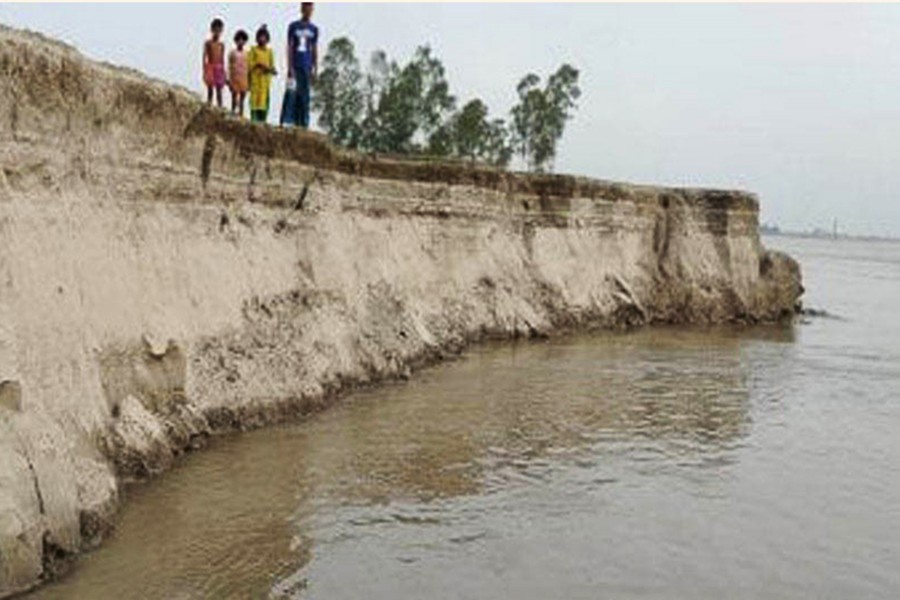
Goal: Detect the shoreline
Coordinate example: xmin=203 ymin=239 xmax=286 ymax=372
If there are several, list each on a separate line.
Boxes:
xmin=26 ymin=318 xmax=800 ymax=596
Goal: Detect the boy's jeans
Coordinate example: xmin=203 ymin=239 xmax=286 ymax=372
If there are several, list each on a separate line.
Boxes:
xmin=279 ymin=84 xmax=296 ymax=126
xmin=295 ymin=70 xmax=311 ymax=128
xmin=280 ymin=72 xmax=311 ymax=128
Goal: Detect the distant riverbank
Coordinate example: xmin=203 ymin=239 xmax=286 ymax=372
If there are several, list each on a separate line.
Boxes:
xmin=762 ymin=228 xmax=899 ymax=244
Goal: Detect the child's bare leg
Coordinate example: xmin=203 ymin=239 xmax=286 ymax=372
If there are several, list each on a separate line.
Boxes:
xmin=215 ymin=87 xmax=223 ymax=108
xmin=207 ymin=86 xmax=213 ymax=105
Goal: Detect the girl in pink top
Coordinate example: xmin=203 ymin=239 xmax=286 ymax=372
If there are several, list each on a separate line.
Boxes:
xmin=202 ymin=18 xmax=226 ymax=107
xmin=228 ymin=30 xmax=250 ymax=117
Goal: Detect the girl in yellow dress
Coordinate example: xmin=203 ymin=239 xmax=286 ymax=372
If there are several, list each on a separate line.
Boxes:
xmin=248 ymin=25 xmax=276 ymax=123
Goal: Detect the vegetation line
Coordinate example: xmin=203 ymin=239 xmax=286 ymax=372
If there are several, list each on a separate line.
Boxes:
xmin=313 ymin=38 xmax=581 ymax=173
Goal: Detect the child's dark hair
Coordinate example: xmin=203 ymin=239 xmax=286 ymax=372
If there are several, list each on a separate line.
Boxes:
xmin=234 ymin=30 xmax=248 ymax=43
xmin=256 ymin=25 xmax=270 ymax=43
xmin=211 ymin=18 xmax=224 ymax=30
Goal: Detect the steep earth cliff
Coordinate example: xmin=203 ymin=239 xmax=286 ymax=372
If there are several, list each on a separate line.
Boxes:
xmin=0 ymin=26 xmax=801 ymax=596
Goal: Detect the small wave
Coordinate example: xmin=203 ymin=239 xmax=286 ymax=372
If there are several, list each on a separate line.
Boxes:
xmin=800 ymin=307 xmax=845 ymax=321
xmin=448 ymin=531 xmax=487 ymax=544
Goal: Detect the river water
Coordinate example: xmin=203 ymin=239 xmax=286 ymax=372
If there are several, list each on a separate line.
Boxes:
xmin=32 ymin=236 xmax=900 ymax=600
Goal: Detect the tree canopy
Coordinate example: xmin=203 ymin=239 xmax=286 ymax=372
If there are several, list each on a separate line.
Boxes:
xmin=311 ymin=37 xmax=363 ymax=148
xmin=313 ymin=36 xmax=580 ymax=172
xmin=511 ymin=65 xmax=581 ymax=172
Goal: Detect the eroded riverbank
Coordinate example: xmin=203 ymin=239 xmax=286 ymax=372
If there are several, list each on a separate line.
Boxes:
xmin=27 ymin=229 xmax=900 ymax=599
xmin=0 ymin=25 xmax=800 ymax=595
xmin=30 ymin=325 xmax=796 ymax=599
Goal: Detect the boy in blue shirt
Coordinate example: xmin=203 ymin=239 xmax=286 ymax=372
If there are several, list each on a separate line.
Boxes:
xmin=286 ymin=2 xmax=319 ymax=128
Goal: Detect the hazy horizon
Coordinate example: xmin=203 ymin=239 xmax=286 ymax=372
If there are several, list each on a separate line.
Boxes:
xmin=2 ymin=3 xmax=898 ymax=237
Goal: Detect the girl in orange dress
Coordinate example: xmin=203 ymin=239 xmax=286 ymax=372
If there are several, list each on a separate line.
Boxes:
xmin=228 ymin=30 xmax=249 ymax=117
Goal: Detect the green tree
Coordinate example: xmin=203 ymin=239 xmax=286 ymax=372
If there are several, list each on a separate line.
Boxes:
xmin=372 ymin=59 xmax=420 ymax=153
xmin=409 ymin=46 xmax=456 ymax=141
xmin=452 ymin=99 xmax=489 ymax=160
xmin=428 ymin=99 xmax=513 ymax=167
xmin=358 ymin=49 xmax=394 ymax=152
xmin=483 ymin=117 xmax=514 ymax=167
xmin=510 ymin=73 xmax=543 ymax=169
xmin=364 ymin=45 xmax=456 ymax=154
xmin=425 ymin=122 xmax=454 ymax=158
xmin=510 ymin=64 xmax=581 ymax=172
xmin=313 ymin=37 xmax=364 ymax=147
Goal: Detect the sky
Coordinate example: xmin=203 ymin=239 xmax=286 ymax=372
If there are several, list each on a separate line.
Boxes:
xmin=1 ymin=3 xmax=898 ymax=237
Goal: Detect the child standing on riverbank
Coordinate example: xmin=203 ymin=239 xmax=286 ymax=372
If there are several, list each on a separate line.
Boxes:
xmin=202 ymin=18 xmax=226 ymax=107
xmin=228 ymin=30 xmax=249 ymax=117
xmin=287 ymin=2 xmax=319 ymax=128
xmin=248 ymin=25 xmax=276 ymax=123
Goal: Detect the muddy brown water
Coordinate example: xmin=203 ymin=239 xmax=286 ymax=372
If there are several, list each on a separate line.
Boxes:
xmin=30 ymin=236 xmax=900 ymax=599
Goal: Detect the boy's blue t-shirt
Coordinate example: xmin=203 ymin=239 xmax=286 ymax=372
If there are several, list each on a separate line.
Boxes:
xmin=287 ymin=20 xmax=318 ymax=74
